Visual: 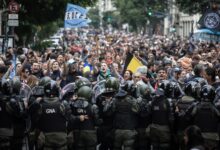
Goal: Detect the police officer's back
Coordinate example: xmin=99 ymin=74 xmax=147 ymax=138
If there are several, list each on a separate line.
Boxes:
xmin=175 ymin=81 xmax=198 ymax=150
xmin=10 ymin=78 xmax=27 ymax=150
xmin=111 ymin=89 xmax=139 ymax=150
xmin=96 ymin=77 xmax=119 ymax=150
xmin=29 ymin=76 xmax=51 ymax=105
xmin=0 ymin=79 xmax=24 ymax=150
xmin=190 ymin=85 xmax=220 ymax=150
xmin=30 ymin=79 xmax=69 ymax=150
xmin=150 ymin=88 xmax=174 ymax=150
xmin=135 ymin=84 xmax=152 ymax=150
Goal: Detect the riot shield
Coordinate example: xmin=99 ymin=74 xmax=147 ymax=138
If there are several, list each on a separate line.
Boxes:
xmin=92 ymin=80 xmax=106 ymax=103
xmin=214 ymin=87 xmax=220 ymax=104
xmin=60 ymin=82 xmax=77 ymax=101
xmin=20 ymin=83 xmax=32 ymax=101
xmin=31 ymin=85 xmax=44 ymax=97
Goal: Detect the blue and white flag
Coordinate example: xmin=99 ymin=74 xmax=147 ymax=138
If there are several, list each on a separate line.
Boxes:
xmin=198 ymin=9 xmax=220 ymax=31
xmin=64 ymin=3 xmax=90 ymax=28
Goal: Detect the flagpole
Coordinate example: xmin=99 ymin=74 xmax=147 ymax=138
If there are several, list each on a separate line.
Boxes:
xmin=188 ymin=20 xmax=195 ymax=53
xmin=191 ymin=20 xmax=194 ymax=35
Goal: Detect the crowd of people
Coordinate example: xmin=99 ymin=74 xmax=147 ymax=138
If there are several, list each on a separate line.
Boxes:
xmin=0 ymin=28 xmax=220 ymax=150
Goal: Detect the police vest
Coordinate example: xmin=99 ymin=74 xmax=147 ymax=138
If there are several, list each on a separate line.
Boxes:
xmin=193 ymin=102 xmax=220 ymax=133
xmin=71 ymin=99 xmax=95 ymax=130
xmin=138 ymin=98 xmax=151 ymax=128
xmin=39 ymin=98 xmax=66 ymax=133
xmin=96 ymin=95 xmax=113 ymax=126
xmin=0 ymin=96 xmax=13 ymax=129
xmin=151 ymin=98 xmax=170 ymax=126
xmin=113 ymin=96 xmax=138 ymax=129
xmin=176 ymin=96 xmax=195 ymax=131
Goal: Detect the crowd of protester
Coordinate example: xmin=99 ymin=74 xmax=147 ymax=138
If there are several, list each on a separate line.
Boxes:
xmin=1 ymin=28 xmax=220 ymax=150
xmin=1 ymin=29 xmax=220 ymax=88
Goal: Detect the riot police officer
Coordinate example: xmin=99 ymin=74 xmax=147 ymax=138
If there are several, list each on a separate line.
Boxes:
xmin=175 ymin=81 xmax=198 ymax=150
xmin=29 ymin=76 xmax=51 ymax=105
xmin=96 ymin=77 xmax=119 ymax=150
xmin=0 ymin=79 xmax=12 ymax=150
xmin=0 ymin=79 xmax=22 ymax=150
xmin=28 ymin=76 xmax=51 ymax=150
xmin=10 ymin=77 xmax=27 ymax=150
xmin=70 ymin=85 xmax=100 ymax=150
xmin=190 ymin=85 xmax=220 ymax=149
xmin=159 ymin=80 xmax=181 ymax=148
xmin=135 ymin=84 xmax=152 ymax=150
xmin=109 ymin=89 xmax=139 ymax=150
xmin=29 ymin=78 xmax=70 ymax=150
xmin=159 ymin=80 xmax=183 ymax=101
xmin=150 ymin=88 xmax=174 ymax=150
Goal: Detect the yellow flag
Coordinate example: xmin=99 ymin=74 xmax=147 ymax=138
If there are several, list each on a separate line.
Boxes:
xmin=127 ymin=56 xmax=143 ymax=73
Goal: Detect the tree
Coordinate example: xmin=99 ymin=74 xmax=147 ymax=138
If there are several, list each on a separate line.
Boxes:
xmin=102 ymin=11 xmax=120 ymax=28
xmin=113 ymin=0 xmax=167 ymax=33
xmin=175 ymin=0 xmax=213 ymax=14
xmin=87 ymin=8 xmax=100 ymax=28
xmin=0 ymin=0 xmax=97 ymax=46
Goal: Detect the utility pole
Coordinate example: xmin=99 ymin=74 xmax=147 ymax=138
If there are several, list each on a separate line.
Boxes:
xmin=0 ymin=9 xmax=9 ymax=54
xmin=0 ymin=9 xmax=8 ymax=36
xmin=0 ymin=10 xmax=2 ymax=35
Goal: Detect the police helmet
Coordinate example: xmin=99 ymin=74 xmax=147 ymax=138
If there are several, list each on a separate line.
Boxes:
xmin=12 ymin=77 xmax=22 ymax=94
xmin=105 ymin=77 xmax=120 ymax=93
xmin=121 ymin=81 xmax=136 ymax=95
xmin=159 ymin=80 xmax=170 ymax=91
xmin=214 ymin=87 xmax=220 ymax=103
xmin=184 ymin=81 xmax=200 ymax=99
xmin=77 ymin=86 xmax=93 ymax=100
xmin=75 ymin=77 xmax=91 ymax=90
xmin=169 ymin=81 xmax=182 ymax=98
xmin=39 ymin=76 xmax=51 ymax=86
xmin=193 ymin=77 xmax=208 ymax=88
xmin=139 ymin=84 xmax=148 ymax=97
xmin=159 ymin=80 xmax=172 ymax=97
xmin=44 ymin=80 xmax=60 ymax=97
xmin=200 ymin=85 xmax=215 ymax=102
xmin=1 ymin=79 xmax=12 ymax=94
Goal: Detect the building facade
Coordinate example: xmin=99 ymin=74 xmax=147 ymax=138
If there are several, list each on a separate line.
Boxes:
xmin=164 ymin=0 xmax=201 ymax=37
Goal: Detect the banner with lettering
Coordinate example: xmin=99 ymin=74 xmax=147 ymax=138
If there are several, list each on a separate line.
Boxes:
xmin=64 ymin=3 xmax=90 ymax=28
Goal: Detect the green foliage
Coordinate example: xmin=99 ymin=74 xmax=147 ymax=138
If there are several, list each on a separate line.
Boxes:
xmin=37 ymin=21 xmax=61 ymax=41
xmin=175 ymin=0 xmax=210 ymax=14
xmin=1 ymin=0 xmax=97 ymax=25
xmin=87 ymin=8 xmax=100 ymax=28
xmin=102 ymin=11 xmax=120 ymax=28
xmin=32 ymin=41 xmax=54 ymax=52
xmin=113 ymin=0 xmax=167 ymax=32
xmin=1 ymin=0 xmax=97 ymax=47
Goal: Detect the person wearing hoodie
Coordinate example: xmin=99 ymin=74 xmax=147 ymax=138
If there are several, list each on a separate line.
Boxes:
xmin=97 ymin=62 xmax=111 ymax=81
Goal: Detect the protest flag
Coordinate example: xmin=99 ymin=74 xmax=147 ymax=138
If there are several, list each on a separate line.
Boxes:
xmin=123 ymin=52 xmax=143 ymax=74
xmin=198 ymin=9 xmax=220 ymax=32
xmin=64 ymin=3 xmax=90 ymax=28
xmin=188 ymin=21 xmax=195 ymax=53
